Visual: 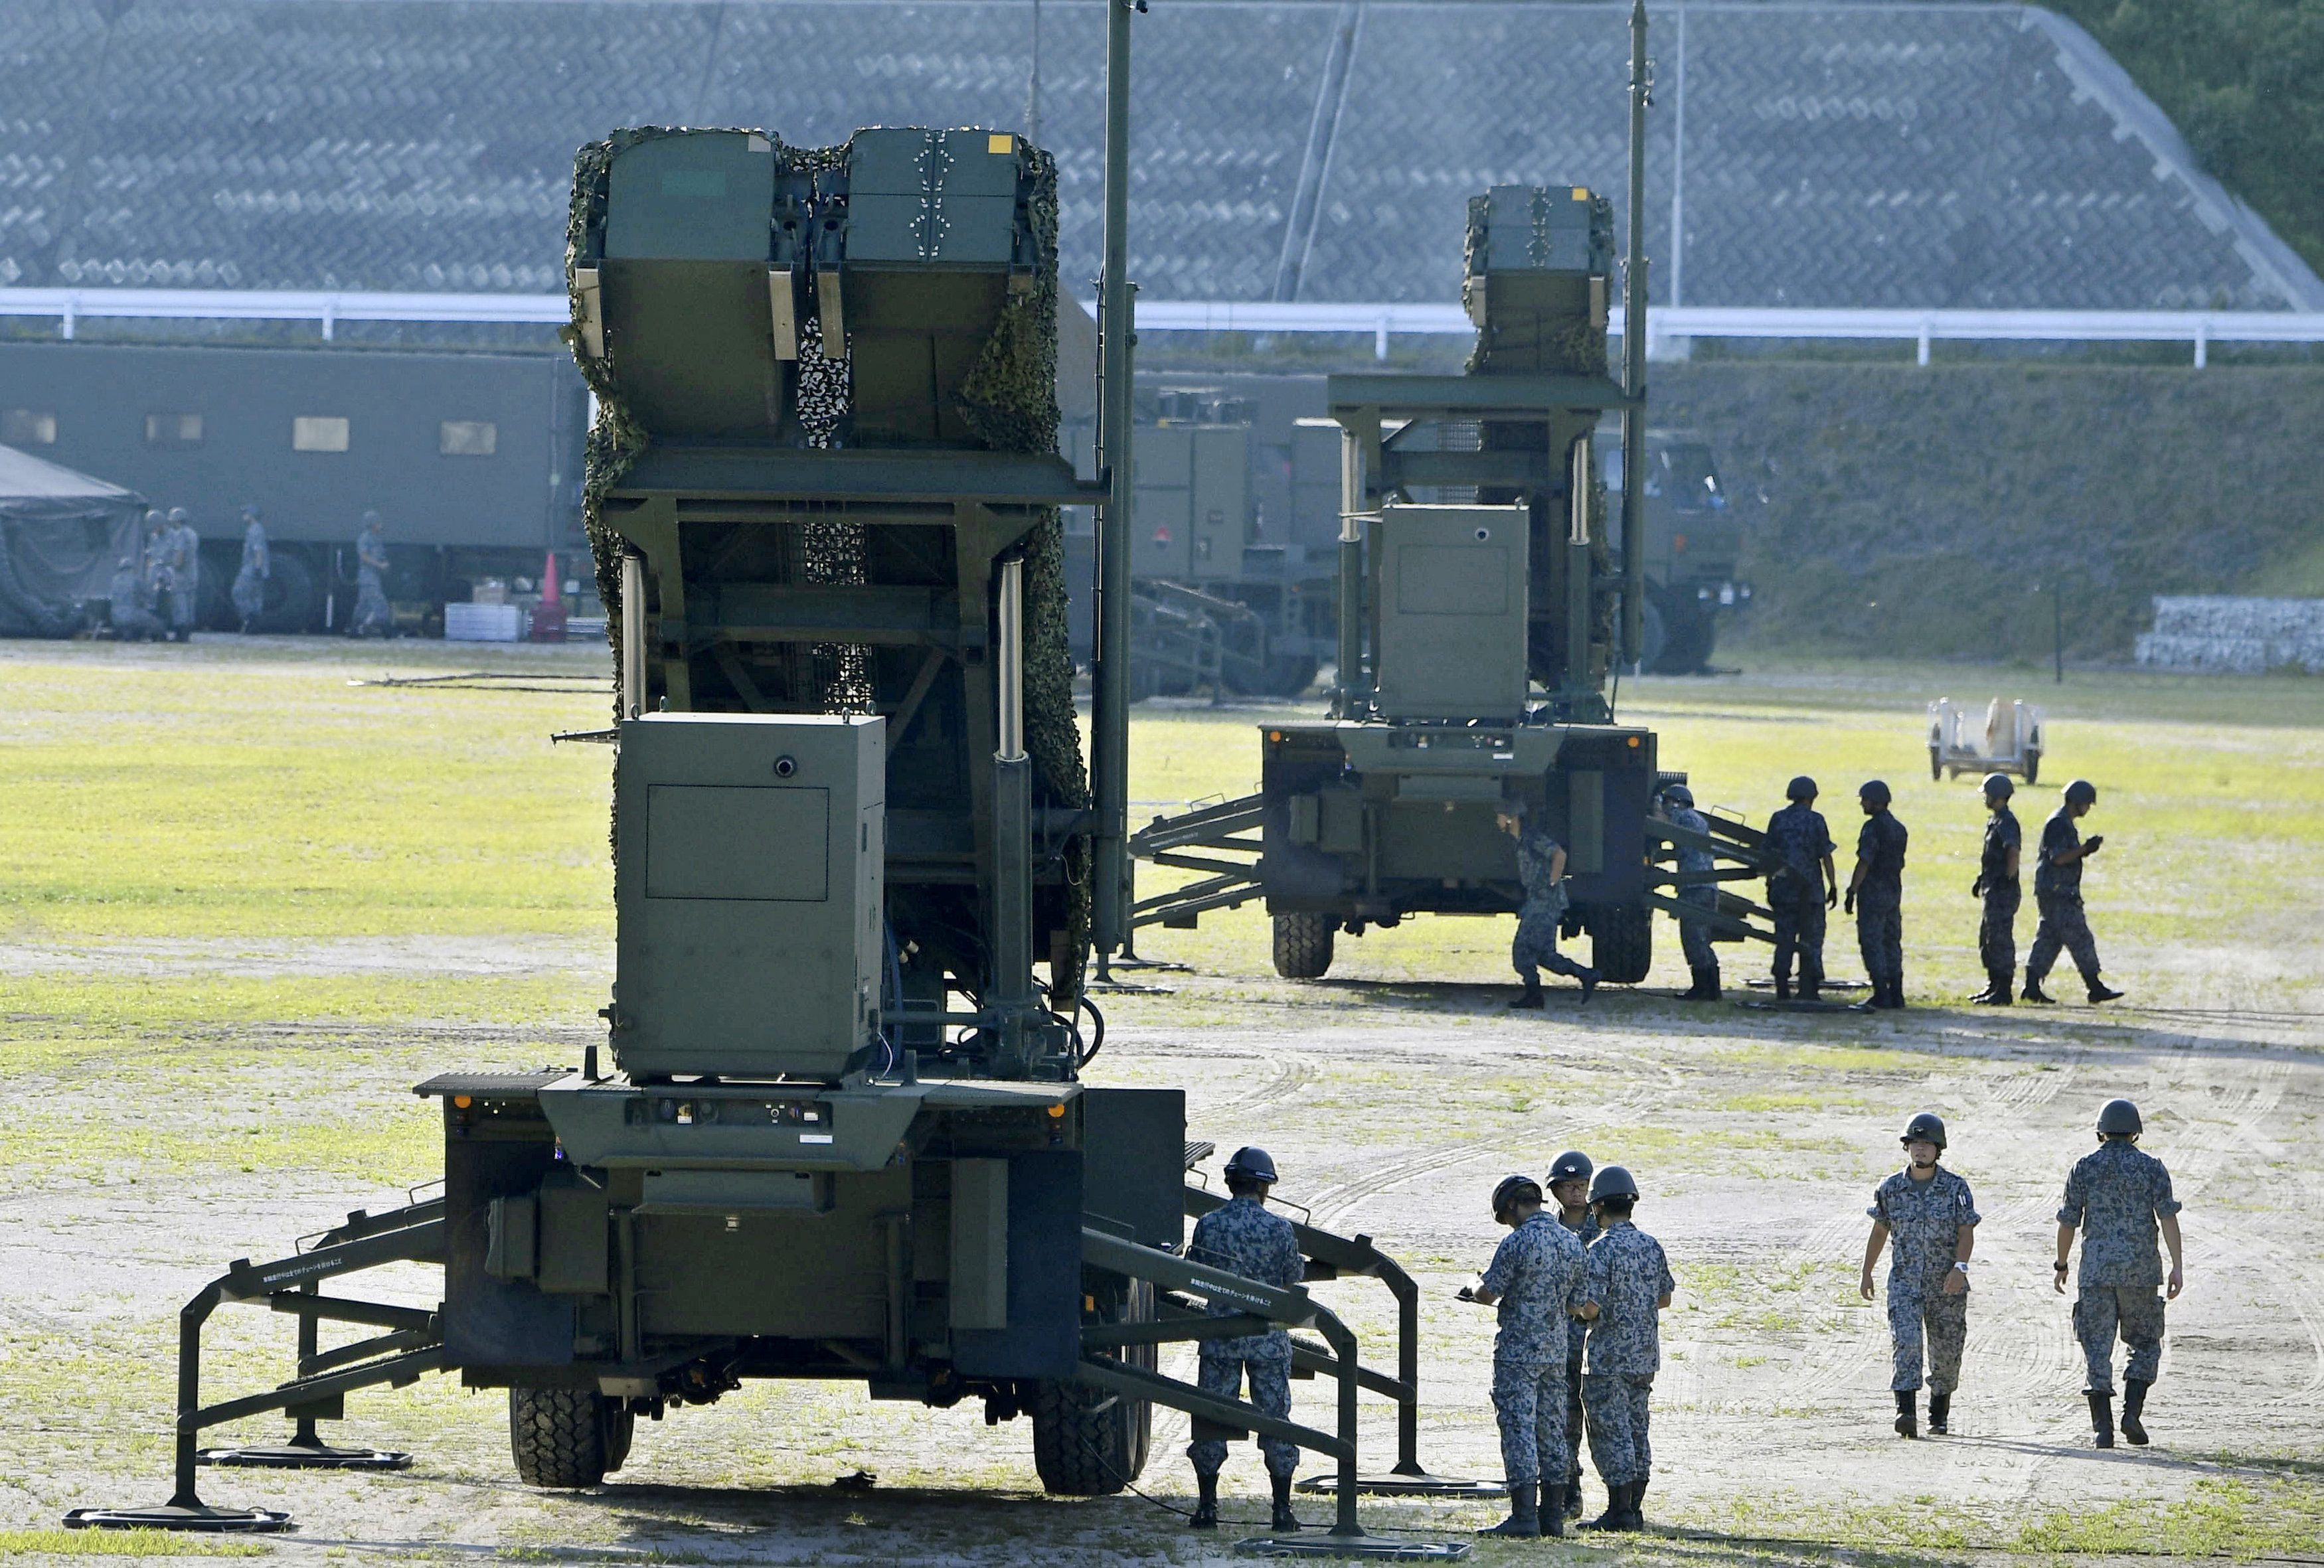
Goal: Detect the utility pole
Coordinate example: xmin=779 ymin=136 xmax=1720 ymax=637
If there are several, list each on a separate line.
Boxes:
xmin=1090 ymin=0 xmax=1139 ymax=958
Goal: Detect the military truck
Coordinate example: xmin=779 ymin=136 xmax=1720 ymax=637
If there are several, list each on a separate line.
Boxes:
xmin=1592 ymin=421 xmax=1749 ymax=673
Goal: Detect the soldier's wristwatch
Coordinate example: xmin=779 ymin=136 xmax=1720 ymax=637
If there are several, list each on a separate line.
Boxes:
xmin=1953 ymin=1262 xmax=1970 ymax=1274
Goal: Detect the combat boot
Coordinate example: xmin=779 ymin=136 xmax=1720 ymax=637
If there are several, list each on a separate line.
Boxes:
xmin=1580 ymin=1481 xmax=1631 ymax=1531
xmin=2120 ymin=1379 xmax=2151 ymax=1445
xmin=1270 ymin=1472 xmax=1303 ymax=1533
xmin=2086 ymin=977 xmax=2124 ymax=1003
xmin=1564 ymin=1472 xmax=1586 ymax=1519
xmin=1973 ymin=971 xmax=2013 ymax=1004
xmin=1578 ymin=967 xmax=1600 ymax=1005
xmin=1540 ymin=1483 xmax=1568 ymax=1537
xmin=1677 ymin=969 xmax=1708 ymax=1000
xmin=1775 ymin=975 xmax=1791 ymax=1001
xmin=1627 ymin=1474 xmax=1649 ymax=1530
xmin=1851 ymin=984 xmax=1883 ymax=1014
xmin=1510 ymin=979 xmax=1545 ymax=1010
xmin=1190 ymin=1471 xmax=1220 ymax=1530
xmin=1480 ymin=1482 xmax=1540 ymax=1538
xmin=1799 ymin=974 xmax=1823 ymax=1003
xmin=2087 ymin=1390 xmax=2116 ymax=1449
xmin=2023 ymin=969 xmax=2057 ymax=1003
xmin=1885 ymin=977 xmax=1907 ymax=1009
xmin=1928 ymin=1391 xmax=1951 ymax=1435
xmin=1894 ymin=1388 xmax=1918 ymax=1438
xmin=1701 ymin=961 xmax=1722 ymax=1001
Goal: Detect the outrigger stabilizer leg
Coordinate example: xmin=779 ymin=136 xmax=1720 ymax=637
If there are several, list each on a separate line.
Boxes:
xmin=66 ymin=1197 xmax=446 ymax=1532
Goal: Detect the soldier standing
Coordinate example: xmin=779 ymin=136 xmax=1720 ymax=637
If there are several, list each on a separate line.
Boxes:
xmin=1764 ymin=775 xmax=1837 ymax=1001
xmin=2023 ymin=780 xmax=2122 ymax=1004
xmin=1496 ymin=799 xmax=1599 ymax=1008
xmin=1659 ymin=785 xmax=1722 ymax=1001
xmin=1577 ymin=1166 xmax=1673 ymax=1533
xmin=1547 ymin=1150 xmax=1599 ymax=1520
xmin=107 ymin=556 xmax=167 ymax=641
xmin=230 ymin=505 xmax=271 ymax=632
xmin=162 ymin=507 xmax=202 ymax=641
xmin=349 ymin=510 xmax=392 ymax=637
xmin=1859 ymin=1113 xmax=1978 ymax=1438
xmin=2055 ymin=1099 xmax=2183 ymax=1448
xmin=1968 ymin=773 xmax=2021 ymax=1004
xmin=140 ymin=509 xmax=172 ymax=622
xmin=1845 ymin=779 xmax=1908 ymax=1010
xmin=1461 ymin=1174 xmax=1588 ymax=1537
xmin=1185 ymin=1146 xmax=1306 ymax=1533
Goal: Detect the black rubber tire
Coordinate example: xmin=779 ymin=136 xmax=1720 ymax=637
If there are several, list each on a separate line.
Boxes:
xmin=2024 ymin=750 xmax=2040 ymax=787
xmin=1588 ymin=902 xmax=1654 ymax=984
xmin=602 ymin=1401 xmax=635 ymax=1474
xmin=1272 ymin=911 xmax=1335 ymax=979
xmin=1929 ymin=746 xmax=1943 ymax=781
xmin=1032 ymin=1279 xmax=1154 ymax=1495
xmin=1252 ymin=652 xmax=1319 ymax=700
xmin=1637 ymin=597 xmax=1666 ymax=673
xmin=509 ymin=1387 xmax=610 ymax=1488
xmin=1656 ymin=599 xmax=1716 ymax=674
xmin=253 ymin=551 xmax=318 ymax=634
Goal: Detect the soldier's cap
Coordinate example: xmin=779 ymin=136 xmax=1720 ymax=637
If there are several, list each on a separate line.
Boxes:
xmin=2096 ymin=1098 xmax=2141 ymax=1137
xmin=1548 ymin=1150 xmax=1594 ymax=1184
xmin=1222 ymin=1145 xmax=1278 ymax=1185
xmin=2064 ymin=779 xmax=2098 ymax=807
xmin=1982 ymin=772 xmax=2014 ymax=799
xmin=1785 ymin=775 xmax=1817 ymax=801
xmin=1859 ymin=779 xmax=1892 ymax=807
xmin=167 ymin=507 xmax=191 ymax=524
xmin=1495 ymin=795 xmax=1529 ymax=819
xmin=240 ymin=503 xmax=260 ymax=519
xmin=1661 ymin=783 xmax=1695 ymax=808
xmin=1588 ymin=1164 xmax=1640 ymax=1204
xmin=1900 ymin=1111 xmax=1948 ymax=1150
xmin=1492 ymin=1173 xmax=1544 ymax=1217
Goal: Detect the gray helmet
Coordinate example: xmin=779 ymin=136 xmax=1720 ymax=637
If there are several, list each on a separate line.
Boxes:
xmin=2064 ymin=779 xmax=2098 ymax=807
xmin=145 ymin=508 xmax=167 ymax=527
xmin=1223 ymin=1146 xmax=1278 ymax=1184
xmin=1982 ymin=772 xmax=2014 ymax=800
xmin=1589 ymin=1165 xmax=1640 ymax=1204
xmin=1859 ymin=779 xmax=1892 ymax=807
xmin=1661 ymin=783 xmax=1695 ymax=809
xmin=1492 ymin=1173 xmax=1544 ymax=1218
xmin=1901 ymin=1111 xmax=1947 ymax=1150
xmin=167 ymin=506 xmax=190 ymax=524
xmin=1548 ymin=1150 xmax=1594 ymax=1185
xmin=362 ymin=509 xmax=383 ymax=527
xmin=240 ymin=503 xmax=260 ymax=520
xmin=2096 ymin=1099 xmax=2142 ymax=1137
xmin=1786 ymin=775 xmax=1817 ymax=801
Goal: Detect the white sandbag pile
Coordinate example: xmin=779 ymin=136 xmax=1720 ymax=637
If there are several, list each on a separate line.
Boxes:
xmin=2135 ymin=596 xmax=2324 ymax=674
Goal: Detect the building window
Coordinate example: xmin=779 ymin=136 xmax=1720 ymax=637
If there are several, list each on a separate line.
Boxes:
xmin=145 ymin=412 xmax=204 ymax=447
xmin=3 ymin=409 xmax=57 ymax=445
xmin=292 ymin=415 xmax=350 ymax=453
xmin=440 ymin=420 xmax=497 ymax=457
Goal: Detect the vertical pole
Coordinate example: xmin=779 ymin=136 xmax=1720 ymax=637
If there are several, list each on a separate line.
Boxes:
xmin=1335 ymin=422 xmax=1367 ymax=718
xmin=620 ymin=552 xmax=645 ymax=720
xmin=291 ymin=1281 xmax=322 ymax=1447
xmin=1619 ymin=0 xmax=1651 ymax=668
xmin=993 ymin=561 xmax=1033 ymax=1026
xmin=1669 ymin=1 xmax=1686 ymax=311
xmin=1089 ymin=0 xmax=1136 ymax=957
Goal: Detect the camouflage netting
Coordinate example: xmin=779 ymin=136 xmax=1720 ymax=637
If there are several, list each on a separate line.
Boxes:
xmin=1461 ymin=192 xmax=1615 ymax=378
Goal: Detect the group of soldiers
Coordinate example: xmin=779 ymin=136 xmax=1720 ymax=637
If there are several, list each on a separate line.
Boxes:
xmin=1499 ymin=772 xmax=2125 ymax=1011
xmin=1184 ymin=1097 xmax=2184 ymax=1539
xmin=104 ymin=506 xmax=394 ymax=640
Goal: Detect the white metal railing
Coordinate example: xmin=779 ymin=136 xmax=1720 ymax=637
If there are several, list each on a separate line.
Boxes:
xmin=5 ymin=288 xmax=2323 ymax=366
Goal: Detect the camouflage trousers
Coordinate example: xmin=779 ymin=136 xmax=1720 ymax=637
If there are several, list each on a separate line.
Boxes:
xmin=1977 ymin=882 xmax=2021 ymax=979
xmin=2029 ymin=894 xmax=2102 ymax=984
xmin=351 ymin=572 xmax=392 ymax=636
xmin=1677 ymin=884 xmax=1717 ymax=971
xmin=1856 ymin=882 xmax=1903 ymax=987
xmin=1187 ymin=1346 xmax=1299 ymax=1478
xmin=164 ymin=576 xmax=199 ymax=633
xmin=110 ymin=604 xmax=167 ymax=641
xmin=1887 ymin=1284 xmax=1968 ymax=1392
xmin=231 ymin=566 xmax=268 ymax=621
xmin=1582 ymin=1370 xmax=1654 ymax=1486
xmin=2073 ymin=1285 xmax=2165 ymax=1391
xmin=1769 ymin=885 xmax=1827 ymax=987
xmin=1490 ymin=1356 xmax=1569 ymax=1488
xmin=1512 ymin=913 xmax=1590 ymax=984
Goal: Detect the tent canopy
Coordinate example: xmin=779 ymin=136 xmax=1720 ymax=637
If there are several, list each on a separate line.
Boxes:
xmin=0 ymin=441 xmax=147 ymax=637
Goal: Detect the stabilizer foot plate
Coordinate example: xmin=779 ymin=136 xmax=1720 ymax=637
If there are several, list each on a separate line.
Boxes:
xmin=1296 ymin=1473 xmax=1506 ymax=1499
xmin=65 ymin=1504 xmax=292 ymax=1533
xmin=1736 ymin=998 xmax=1862 ymax=1012
xmin=199 ymin=1443 xmax=413 ymax=1470
xmin=1234 ymin=1533 xmax=1469 ymax=1561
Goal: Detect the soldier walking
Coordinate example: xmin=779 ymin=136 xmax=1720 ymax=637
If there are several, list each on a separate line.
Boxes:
xmin=2023 ymin=780 xmax=2122 ymax=1004
xmin=1461 ymin=1174 xmax=1588 ymax=1537
xmin=349 ymin=510 xmax=392 ymax=637
xmin=161 ymin=507 xmax=202 ymax=641
xmin=1859 ymin=1113 xmax=1978 ymax=1438
xmin=1845 ymin=779 xmax=1908 ymax=1010
xmin=1547 ymin=1150 xmax=1599 ymax=1519
xmin=1577 ymin=1166 xmax=1674 ymax=1533
xmin=1659 ymin=784 xmax=1722 ymax=1001
xmin=2055 ymin=1100 xmax=2183 ymax=1448
xmin=230 ymin=505 xmax=271 ymax=632
xmin=1496 ymin=798 xmax=1599 ymax=1008
xmin=1968 ymin=773 xmax=2021 ymax=1004
xmin=1764 ymin=775 xmax=1837 ymax=1001
xmin=1185 ymin=1146 xmax=1306 ymax=1533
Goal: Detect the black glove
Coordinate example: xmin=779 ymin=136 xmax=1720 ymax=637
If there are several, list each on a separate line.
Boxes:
xmin=1826 ymin=884 xmax=1839 ymax=909
xmin=1843 ymin=888 xmax=1857 ymax=916
xmin=1971 ymin=874 xmax=1986 ymax=899
xmin=1455 ymin=1285 xmax=1478 ymax=1304
xmin=2082 ymin=835 xmax=2104 ymax=856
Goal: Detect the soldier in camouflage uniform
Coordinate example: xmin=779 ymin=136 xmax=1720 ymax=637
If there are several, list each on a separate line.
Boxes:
xmin=139 ymin=510 xmax=172 ymax=625
xmin=106 ymin=557 xmax=167 ymax=642
xmin=1548 ymin=1150 xmax=1600 ymax=1519
xmin=349 ymin=510 xmax=392 ymax=637
xmin=1764 ymin=775 xmax=1837 ymax=1001
xmin=161 ymin=507 xmax=202 ymax=641
xmin=2054 ymin=1099 xmax=2182 ymax=1448
xmin=1845 ymin=779 xmax=1908 ymax=1010
xmin=1185 ymin=1146 xmax=1307 ymax=1533
xmin=2023 ymin=780 xmax=2122 ymax=1004
xmin=1497 ymin=799 xmax=1598 ymax=1008
xmin=1461 ymin=1174 xmax=1589 ymax=1537
xmin=230 ymin=505 xmax=271 ymax=632
xmin=1968 ymin=773 xmax=2021 ymax=1004
xmin=1660 ymin=784 xmax=1722 ymax=1000
xmin=1577 ymin=1166 xmax=1674 ymax=1533
xmin=1859 ymin=1112 xmax=1978 ymax=1438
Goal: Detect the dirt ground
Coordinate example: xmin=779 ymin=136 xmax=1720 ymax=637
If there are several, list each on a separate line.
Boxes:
xmin=3 ymin=640 xmax=2321 ymax=1566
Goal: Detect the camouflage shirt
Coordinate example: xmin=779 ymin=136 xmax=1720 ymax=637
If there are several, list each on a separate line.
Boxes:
xmin=1558 ymin=1208 xmax=1602 ymax=1247
xmin=1981 ymin=807 xmax=2021 ymax=884
xmin=2034 ymin=808 xmax=2083 ymax=900
xmin=1187 ymin=1195 xmax=1304 ymax=1354
xmin=1764 ymin=802 xmax=1835 ymax=892
xmin=1668 ymin=805 xmax=1715 ymax=875
xmin=2058 ymin=1140 xmax=2181 ymax=1287
xmin=1582 ymin=1222 xmax=1675 ymax=1377
xmin=1480 ymin=1212 xmax=1588 ymax=1365
xmin=1856 ymin=811 xmax=1908 ymax=888
xmin=1515 ymin=825 xmax=1569 ymax=921
xmin=1869 ymin=1166 xmax=1979 ymax=1296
